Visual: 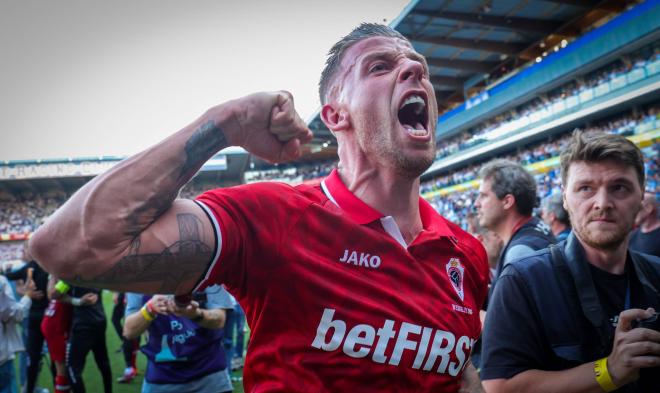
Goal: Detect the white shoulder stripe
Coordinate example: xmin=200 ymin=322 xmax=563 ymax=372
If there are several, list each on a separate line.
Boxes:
xmin=193 ymin=200 xmax=222 ymax=292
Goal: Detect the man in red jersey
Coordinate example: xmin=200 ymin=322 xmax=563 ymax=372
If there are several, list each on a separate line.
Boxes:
xmin=30 ymin=24 xmax=489 ymax=392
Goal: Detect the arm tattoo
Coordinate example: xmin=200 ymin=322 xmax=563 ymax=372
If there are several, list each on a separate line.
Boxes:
xmin=180 ymin=120 xmax=228 ymax=181
xmin=125 ymin=120 xmax=226 ymax=237
xmin=126 ymin=189 xmax=180 ymax=238
xmin=78 ymin=214 xmax=213 ymax=293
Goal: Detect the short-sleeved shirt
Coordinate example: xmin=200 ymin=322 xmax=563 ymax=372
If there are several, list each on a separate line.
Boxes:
xmin=125 ymin=285 xmax=233 ymax=393
xmin=194 ymin=169 xmax=490 ymax=393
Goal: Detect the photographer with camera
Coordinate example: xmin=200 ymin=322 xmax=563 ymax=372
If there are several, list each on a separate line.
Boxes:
xmin=480 ymin=131 xmax=660 ymax=392
xmin=123 ymin=285 xmax=234 ymax=393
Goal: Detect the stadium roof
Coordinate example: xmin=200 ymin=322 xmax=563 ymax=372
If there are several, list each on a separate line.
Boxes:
xmin=306 ymin=0 xmax=638 ymax=149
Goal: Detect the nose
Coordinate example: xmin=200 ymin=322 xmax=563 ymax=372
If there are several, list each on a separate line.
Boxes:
xmin=398 ymin=58 xmax=424 ymax=83
xmin=592 ymin=187 xmax=613 ymax=211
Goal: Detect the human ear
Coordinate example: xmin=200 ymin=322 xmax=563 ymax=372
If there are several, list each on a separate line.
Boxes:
xmin=502 ymin=194 xmax=516 ymax=210
xmin=320 ymin=103 xmax=350 ymax=133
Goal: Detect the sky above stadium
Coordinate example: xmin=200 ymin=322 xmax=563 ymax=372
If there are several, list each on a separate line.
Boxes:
xmin=0 ymin=0 xmax=409 ymax=161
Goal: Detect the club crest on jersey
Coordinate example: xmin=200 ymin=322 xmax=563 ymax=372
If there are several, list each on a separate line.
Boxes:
xmin=445 ymin=258 xmax=464 ymax=301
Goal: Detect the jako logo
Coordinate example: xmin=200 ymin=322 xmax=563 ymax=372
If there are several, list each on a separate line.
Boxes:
xmin=338 ymin=249 xmax=381 ymax=268
xmin=311 ymin=308 xmax=473 ymax=376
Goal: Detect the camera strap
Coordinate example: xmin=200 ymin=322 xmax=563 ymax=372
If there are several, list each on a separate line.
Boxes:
xmin=550 ymin=243 xmax=609 ymax=351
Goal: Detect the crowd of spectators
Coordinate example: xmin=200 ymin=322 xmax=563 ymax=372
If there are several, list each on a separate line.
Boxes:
xmin=0 ymin=242 xmax=23 ymax=261
xmin=435 ymin=42 xmax=660 ymax=160
xmin=243 ymin=160 xmax=336 ymax=183
xmin=0 ymin=191 xmax=68 ymax=235
xmin=422 ymin=105 xmax=660 ymax=194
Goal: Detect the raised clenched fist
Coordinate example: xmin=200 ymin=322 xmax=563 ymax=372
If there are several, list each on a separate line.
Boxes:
xmin=206 ymin=91 xmax=313 ymax=163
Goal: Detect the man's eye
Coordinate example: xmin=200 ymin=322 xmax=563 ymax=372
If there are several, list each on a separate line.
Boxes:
xmin=578 ymin=185 xmax=591 ymax=192
xmin=369 ymin=63 xmax=388 ymax=73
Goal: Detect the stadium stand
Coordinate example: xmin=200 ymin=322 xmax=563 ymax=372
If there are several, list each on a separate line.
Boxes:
xmin=434 ymin=42 xmax=660 ymax=160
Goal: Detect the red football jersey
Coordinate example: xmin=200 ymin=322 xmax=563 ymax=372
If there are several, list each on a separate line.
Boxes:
xmin=195 ymin=170 xmax=489 ymax=392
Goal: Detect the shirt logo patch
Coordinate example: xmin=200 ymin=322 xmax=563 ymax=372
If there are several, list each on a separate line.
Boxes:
xmin=339 ymin=249 xmax=382 ymax=269
xmin=446 ymin=258 xmax=464 ymax=301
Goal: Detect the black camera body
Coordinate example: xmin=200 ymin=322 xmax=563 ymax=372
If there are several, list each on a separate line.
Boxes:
xmin=632 ymin=312 xmax=660 ymax=331
xmin=173 ymin=292 xmax=207 ymax=306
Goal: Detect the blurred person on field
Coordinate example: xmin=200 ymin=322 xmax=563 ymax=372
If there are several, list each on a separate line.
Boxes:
xmin=41 ymin=276 xmax=73 ymax=393
xmin=2 ymin=241 xmax=50 ymax=393
xmin=0 ymin=273 xmax=39 ymax=393
xmin=123 ymin=285 xmax=233 ymax=393
xmin=111 ymin=292 xmax=140 ymax=384
xmin=52 ymin=285 xmax=112 ymax=393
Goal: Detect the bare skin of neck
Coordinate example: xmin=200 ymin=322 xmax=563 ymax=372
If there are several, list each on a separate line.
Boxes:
xmin=492 ymin=211 xmax=528 ymax=246
xmin=640 ymin=215 xmax=660 ymax=233
xmin=551 ymin=221 xmax=569 ymax=237
xmin=336 ymin=160 xmax=423 ymax=246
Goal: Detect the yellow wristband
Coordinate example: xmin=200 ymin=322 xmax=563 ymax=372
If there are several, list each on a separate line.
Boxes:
xmin=594 ymin=357 xmax=618 ymax=392
xmin=54 ymin=280 xmax=70 ymax=294
xmin=140 ymin=306 xmax=155 ymax=322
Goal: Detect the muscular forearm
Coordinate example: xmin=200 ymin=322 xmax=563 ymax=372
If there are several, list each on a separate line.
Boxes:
xmin=123 ymin=311 xmax=152 ymax=340
xmin=196 ymin=308 xmax=226 ymax=330
xmin=483 ymin=363 xmax=605 ymax=393
xmin=30 ymin=92 xmax=310 ymax=294
xmin=459 ymin=361 xmax=484 ymax=393
xmin=30 ymin=105 xmax=236 ymax=290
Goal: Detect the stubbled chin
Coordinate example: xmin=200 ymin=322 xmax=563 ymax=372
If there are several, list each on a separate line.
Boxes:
xmin=393 ymin=150 xmax=434 ymax=178
xmin=576 ymin=226 xmax=628 ymax=251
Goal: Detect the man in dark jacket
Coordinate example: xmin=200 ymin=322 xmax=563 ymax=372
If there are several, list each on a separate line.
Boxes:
xmin=481 ymin=131 xmax=660 ymax=392
xmin=474 ymin=159 xmax=556 ymax=287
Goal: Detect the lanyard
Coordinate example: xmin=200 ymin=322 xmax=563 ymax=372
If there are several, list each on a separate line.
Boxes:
xmin=624 ymin=271 xmax=631 ymax=310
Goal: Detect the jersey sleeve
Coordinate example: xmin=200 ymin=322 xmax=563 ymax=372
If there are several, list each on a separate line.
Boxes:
xmin=480 ymin=267 xmax=546 ymax=380
xmin=193 ymin=182 xmax=311 ymax=301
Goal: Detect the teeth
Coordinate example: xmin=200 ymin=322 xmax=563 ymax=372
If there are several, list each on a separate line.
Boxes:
xmin=403 ymin=124 xmax=427 ymax=136
xmin=400 ymin=94 xmax=425 ymax=111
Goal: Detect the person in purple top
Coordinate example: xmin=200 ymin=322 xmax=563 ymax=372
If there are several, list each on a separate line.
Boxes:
xmin=123 ymin=285 xmax=233 ymax=393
